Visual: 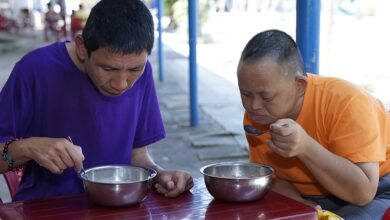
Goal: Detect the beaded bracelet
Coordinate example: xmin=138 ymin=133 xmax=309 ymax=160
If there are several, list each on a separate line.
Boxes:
xmin=2 ymin=138 xmax=23 ymax=171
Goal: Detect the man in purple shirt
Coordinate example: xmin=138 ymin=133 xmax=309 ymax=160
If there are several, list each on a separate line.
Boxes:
xmin=0 ymin=0 xmax=193 ymax=201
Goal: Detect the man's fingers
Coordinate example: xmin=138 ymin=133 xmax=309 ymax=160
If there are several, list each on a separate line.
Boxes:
xmin=66 ymin=145 xmax=85 ymax=172
xmin=185 ymin=178 xmax=194 ymax=191
xmin=270 ymin=119 xmax=294 ymax=137
xmin=155 ymin=183 xmax=180 ymax=197
xmin=164 ymin=173 xmax=194 ymax=197
xmin=39 ymin=159 xmax=64 ymax=174
xmin=53 ymin=157 xmax=67 ymax=170
xmin=155 ymin=183 xmax=169 ymax=194
xmin=267 ymin=140 xmax=289 ymax=158
xmin=166 ymin=180 xmax=175 ymax=190
xmin=59 ymin=153 xmax=74 ymax=167
xmin=154 ymin=172 xmax=193 ymax=197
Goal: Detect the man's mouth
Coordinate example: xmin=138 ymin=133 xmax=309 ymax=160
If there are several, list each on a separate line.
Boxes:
xmin=103 ymin=89 xmax=123 ymax=96
xmin=249 ymin=113 xmax=269 ymax=123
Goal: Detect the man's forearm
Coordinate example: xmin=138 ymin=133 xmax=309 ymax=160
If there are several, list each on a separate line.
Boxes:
xmin=271 ymin=178 xmax=305 ymax=202
xmin=299 ymin=138 xmax=378 ymax=205
xmin=131 ymin=146 xmax=164 ymax=172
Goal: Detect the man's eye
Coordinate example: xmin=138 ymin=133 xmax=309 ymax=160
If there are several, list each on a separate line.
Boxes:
xmin=128 ymin=67 xmax=143 ymax=73
xmin=263 ymin=96 xmax=273 ymax=102
xmin=102 ymin=67 xmax=114 ymax=71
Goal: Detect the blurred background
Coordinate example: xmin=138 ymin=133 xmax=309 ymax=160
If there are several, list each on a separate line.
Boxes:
xmin=1 ymin=0 xmax=389 ymax=105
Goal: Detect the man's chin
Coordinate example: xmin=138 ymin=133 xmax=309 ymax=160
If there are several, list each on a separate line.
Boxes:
xmin=253 ymin=119 xmax=271 ymax=125
xmin=101 ymin=90 xmax=123 ymax=96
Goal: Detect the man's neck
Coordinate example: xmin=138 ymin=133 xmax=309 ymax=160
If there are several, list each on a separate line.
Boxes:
xmin=66 ymin=42 xmax=86 ymax=74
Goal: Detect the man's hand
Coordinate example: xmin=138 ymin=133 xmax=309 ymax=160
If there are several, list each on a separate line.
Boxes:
xmin=131 ymin=146 xmax=194 ymax=197
xmin=21 ymin=137 xmax=84 ymax=174
xmin=154 ymin=170 xmax=193 ymax=197
xmin=267 ymin=118 xmax=311 ymax=158
xmin=267 ymin=119 xmax=379 ymax=205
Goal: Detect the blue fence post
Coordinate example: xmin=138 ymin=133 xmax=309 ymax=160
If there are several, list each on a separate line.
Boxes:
xmin=188 ymin=0 xmax=199 ymax=126
xmin=296 ymin=0 xmax=321 ymax=74
xmin=157 ymin=0 xmax=164 ymax=81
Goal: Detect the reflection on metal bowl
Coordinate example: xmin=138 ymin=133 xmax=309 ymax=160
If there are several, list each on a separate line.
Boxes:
xmin=200 ymin=162 xmax=274 ymax=202
xmin=80 ymin=165 xmax=156 ymax=207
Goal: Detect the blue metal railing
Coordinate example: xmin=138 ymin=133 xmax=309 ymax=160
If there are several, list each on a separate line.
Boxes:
xmin=296 ymin=0 xmax=321 ymax=74
xmin=188 ymin=0 xmax=199 ymax=126
xmin=157 ymin=1 xmax=320 ymax=126
xmin=157 ymin=0 xmax=164 ymax=81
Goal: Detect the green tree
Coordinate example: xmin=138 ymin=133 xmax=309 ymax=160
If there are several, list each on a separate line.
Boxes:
xmin=164 ymin=0 xmax=210 ymax=35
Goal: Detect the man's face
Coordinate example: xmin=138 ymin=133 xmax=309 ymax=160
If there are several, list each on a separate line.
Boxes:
xmin=237 ymin=57 xmax=305 ymax=125
xmin=84 ymin=48 xmax=148 ymax=96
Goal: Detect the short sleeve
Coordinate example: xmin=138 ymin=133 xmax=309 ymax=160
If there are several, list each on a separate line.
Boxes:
xmin=133 ymin=61 xmax=165 ymax=147
xmin=327 ymin=91 xmax=387 ymax=162
xmin=0 ymin=62 xmax=34 ymax=142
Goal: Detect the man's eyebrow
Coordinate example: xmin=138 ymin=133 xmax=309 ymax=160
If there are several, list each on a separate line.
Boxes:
xmin=99 ymin=64 xmax=116 ymax=69
xmin=239 ymin=89 xmax=270 ymax=96
xmin=128 ymin=64 xmax=144 ymax=70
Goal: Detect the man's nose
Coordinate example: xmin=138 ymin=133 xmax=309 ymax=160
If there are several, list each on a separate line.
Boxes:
xmin=251 ymin=97 xmax=264 ymax=110
xmin=110 ymin=72 xmax=129 ymax=91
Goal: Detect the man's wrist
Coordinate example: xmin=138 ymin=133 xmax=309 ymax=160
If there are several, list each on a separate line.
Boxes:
xmin=2 ymin=138 xmax=24 ymax=171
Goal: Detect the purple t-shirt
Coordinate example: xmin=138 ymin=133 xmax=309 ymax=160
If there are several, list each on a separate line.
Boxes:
xmin=0 ymin=42 xmax=165 ymax=201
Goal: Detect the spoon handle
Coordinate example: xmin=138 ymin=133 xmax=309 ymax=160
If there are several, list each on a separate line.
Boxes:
xmin=66 ymin=136 xmax=86 ymax=175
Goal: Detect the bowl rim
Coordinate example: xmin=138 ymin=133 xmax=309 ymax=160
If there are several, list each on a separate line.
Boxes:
xmin=80 ymin=164 xmax=157 ymax=184
xmin=199 ymin=162 xmax=274 ymax=180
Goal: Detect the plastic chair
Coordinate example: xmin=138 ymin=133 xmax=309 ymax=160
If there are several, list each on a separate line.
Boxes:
xmin=1 ymin=171 xmax=21 ymax=203
xmin=383 ymin=208 xmax=390 ymax=220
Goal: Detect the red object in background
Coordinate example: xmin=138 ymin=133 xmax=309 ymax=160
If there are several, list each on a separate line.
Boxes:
xmin=0 ymin=14 xmax=6 ymax=30
xmin=70 ymin=17 xmax=84 ymax=39
xmin=383 ymin=208 xmax=390 ymax=220
xmin=3 ymin=171 xmax=20 ymax=199
xmin=0 ymin=178 xmax=317 ymax=220
xmin=0 ymin=14 xmax=19 ymax=32
xmin=1 ymin=169 xmax=22 ymax=203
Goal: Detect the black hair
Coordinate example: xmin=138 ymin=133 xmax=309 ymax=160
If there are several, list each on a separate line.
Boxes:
xmin=240 ymin=29 xmax=305 ymax=76
xmin=82 ymin=0 xmax=154 ymax=56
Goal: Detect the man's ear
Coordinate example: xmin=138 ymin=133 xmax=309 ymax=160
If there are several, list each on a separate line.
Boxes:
xmin=295 ymin=74 xmax=308 ymax=96
xmin=74 ymin=35 xmax=88 ymax=62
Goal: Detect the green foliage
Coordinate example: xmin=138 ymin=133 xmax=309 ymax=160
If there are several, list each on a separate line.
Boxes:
xmin=164 ymin=0 xmax=178 ymax=17
xmin=165 ymin=0 xmax=210 ymax=34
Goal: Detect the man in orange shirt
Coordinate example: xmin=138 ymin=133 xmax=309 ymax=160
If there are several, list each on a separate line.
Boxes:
xmin=238 ymin=29 xmax=390 ymax=219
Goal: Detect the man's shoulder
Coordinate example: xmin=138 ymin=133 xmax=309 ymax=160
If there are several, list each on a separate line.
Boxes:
xmin=11 ymin=42 xmax=69 ymax=83
xmin=19 ymin=42 xmax=65 ymax=65
xmin=138 ymin=60 xmax=153 ymax=82
xmin=304 ymin=73 xmax=377 ymax=116
xmin=309 ymin=74 xmax=362 ymax=94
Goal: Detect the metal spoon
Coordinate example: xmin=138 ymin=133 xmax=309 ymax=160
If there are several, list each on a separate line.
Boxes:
xmin=66 ymin=136 xmax=86 ymax=178
xmin=243 ymin=125 xmax=268 ymax=136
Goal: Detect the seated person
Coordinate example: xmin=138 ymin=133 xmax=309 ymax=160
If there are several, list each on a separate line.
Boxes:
xmin=237 ymin=29 xmax=390 ymax=219
xmin=0 ymin=0 xmax=193 ymax=201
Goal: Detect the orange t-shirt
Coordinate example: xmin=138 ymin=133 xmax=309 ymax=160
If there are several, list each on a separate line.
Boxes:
xmin=245 ymin=74 xmax=390 ymax=196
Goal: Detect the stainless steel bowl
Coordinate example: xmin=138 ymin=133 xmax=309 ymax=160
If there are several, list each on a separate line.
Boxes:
xmin=80 ymin=165 xmax=157 ymax=206
xmin=200 ymin=162 xmax=274 ymax=202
